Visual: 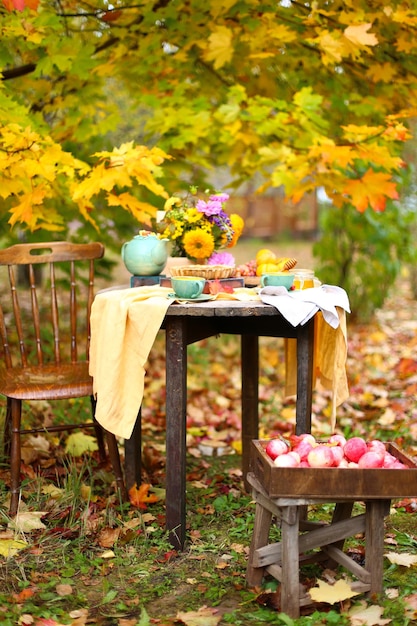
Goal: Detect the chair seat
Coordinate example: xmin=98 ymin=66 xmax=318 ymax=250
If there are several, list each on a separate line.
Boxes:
xmin=0 ymin=362 xmax=93 ymax=401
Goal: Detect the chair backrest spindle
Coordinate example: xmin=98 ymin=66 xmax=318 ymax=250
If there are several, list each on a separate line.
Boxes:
xmin=8 ymin=265 xmax=28 ymax=367
xmin=50 ymin=261 xmax=60 ymax=363
xmin=0 ymin=242 xmax=105 ymax=371
xmin=28 ymin=262 xmax=43 ymax=365
xmin=70 ymin=260 xmax=77 ymax=362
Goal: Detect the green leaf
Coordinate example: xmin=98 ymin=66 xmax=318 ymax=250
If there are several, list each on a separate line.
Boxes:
xmin=64 ymin=432 xmax=98 ymax=456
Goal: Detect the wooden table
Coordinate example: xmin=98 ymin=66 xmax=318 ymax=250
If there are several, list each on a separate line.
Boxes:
xmin=124 ymin=299 xmax=315 ymax=551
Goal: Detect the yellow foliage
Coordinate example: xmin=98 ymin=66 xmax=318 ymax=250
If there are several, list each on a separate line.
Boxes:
xmin=1 ymin=123 xmax=171 ymax=231
xmin=203 ymin=25 xmax=233 ymax=69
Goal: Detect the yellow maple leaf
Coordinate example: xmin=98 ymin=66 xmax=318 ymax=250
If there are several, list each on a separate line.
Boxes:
xmin=344 ymin=23 xmax=378 ymax=47
xmin=8 ymin=512 xmax=47 ymax=533
xmin=64 ymin=432 xmax=98 ymax=456
xmin=0 ymin=539 xmax=28 ymax=558
xmin=107 ymin=192 xmax=156 ymax=222
xmin=176 ymin=606 xmax=222 ymax=626
xmin=385 ymin=551 xmax=417 ymax=567
xmin=204 ymin=26 xmax=233 ymax=70
xmin=348 ymin=600 xmax=392 ymax=625
xmin=343 ymin=170 xmax=399 ymax=212
xmin=315 ymin=30 xmax=345 ymax=64
xmin=309 ymin=579 xmax=360 ymax=604
xmin=209 ymin=0 xmax=238 ymax=19
xmin=366 ymin=62 xmax=397 ymax=83
xmin=8 ymin=186 xmax=47 ymax=229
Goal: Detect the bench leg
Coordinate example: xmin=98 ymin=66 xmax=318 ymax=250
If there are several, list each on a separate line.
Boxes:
xmin=281 ymin=505 xmax=301 ymax=619
xmin=366 ymin=500 xmax=390 ymax=596
xmin=246 ymin=502 xmax=272 ymax=587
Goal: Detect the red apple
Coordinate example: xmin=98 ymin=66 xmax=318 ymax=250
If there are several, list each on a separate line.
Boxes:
xmin=330 ymin=446 xmax=344 ymax=466
xmin=328 ymin=434 xmax=347 ymax=447
xmin=292 ymin=439 xmax=315 ymax=461
xmin=274 ymin=451 xmax=300 ymax=467
xmin=367 ymin=440 xmax=386 ymax=455
xmin=358 ymin=451 xmax=385 ymax=469
xmin=343 ymin=437 xmax=367 ymax=463
xmin=338 ymin=458 xmax=349 ymax=468
xmin=383 ymin=453 xmax=398 ymax=468
xmin=265 ymin=438 xmax=289 ymax=460
xmin=307 ymin=444 xmax=334 ymax=468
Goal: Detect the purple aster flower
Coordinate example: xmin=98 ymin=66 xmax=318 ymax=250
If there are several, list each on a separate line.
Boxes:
xmin=208 ymin=251 xmax=235 ymax=266
xmin=197 ymin=199 xmax=223 ymax=216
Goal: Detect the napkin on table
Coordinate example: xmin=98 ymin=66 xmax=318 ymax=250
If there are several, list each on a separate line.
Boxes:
xmin=89 ymin=285 xmax=173 ymax=439
xmin=259 ymin=285 xmax=351 ymax=431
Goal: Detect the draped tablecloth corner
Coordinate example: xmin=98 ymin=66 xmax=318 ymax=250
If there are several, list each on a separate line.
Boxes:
xmin=89 ymin=285 xmax=173 ymax=439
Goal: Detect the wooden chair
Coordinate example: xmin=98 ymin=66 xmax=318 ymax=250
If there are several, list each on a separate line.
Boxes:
xmin=0 ymin=241 xmax=127 ymax=515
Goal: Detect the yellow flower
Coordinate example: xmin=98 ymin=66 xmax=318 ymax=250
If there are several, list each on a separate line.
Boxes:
xmin=184 ymin=208 xmax=202 ymax=224
xmin=228 ymin=214 xmax=245 ymax=247
xmin=164 ymin=196 xmax=182 ymax=211
xmin=183 ymin=229 xmax=215 ymax=260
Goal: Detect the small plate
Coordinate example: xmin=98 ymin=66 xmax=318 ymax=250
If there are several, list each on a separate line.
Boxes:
xmin=168 ymin=293 xmax=215 ymax=302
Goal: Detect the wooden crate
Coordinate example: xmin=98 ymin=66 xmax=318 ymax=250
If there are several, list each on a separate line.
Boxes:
xmin=250 ymin=440 xmax=417 ymax=500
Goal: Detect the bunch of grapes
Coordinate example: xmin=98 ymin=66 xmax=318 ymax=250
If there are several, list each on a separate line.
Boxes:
xmin=235 ymin=259 xmax=257 ymax=277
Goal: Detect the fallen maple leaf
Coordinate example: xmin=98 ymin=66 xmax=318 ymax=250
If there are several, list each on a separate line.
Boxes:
xmin=348 ymin=601 xmax=391 ymax=625
xmin=11 ymin=587 xmax=37 ymax=603
xmin=384 ymin=551 xmax=417 ymax=567
xmin=98 ymin=527 xmax=121 ymax=548
xmin=176 ymin=605 xmax=221 ymax=626
xmin=128 ymin=483 xmax=159 ymax=509
xmin=64 ymin=432 xmax=98 ymax=456
xmin=309 ymin=578 xmax=360 ymax=603
xmin=55 ymin=583 xmax=72 ymax=597
xmin=404 ymin=593 xmax=417 ymax=619
xmin=98 ymin=550 xmax=115 ymax=559
xmin=8 ymin=511 xmax=47 ymax=532
xmin=0 ymin=538 xmax=28 ymax=557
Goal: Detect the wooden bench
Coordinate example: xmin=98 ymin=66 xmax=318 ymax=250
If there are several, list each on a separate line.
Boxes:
xmin=246 ymin=472 xmax=391 ymax=618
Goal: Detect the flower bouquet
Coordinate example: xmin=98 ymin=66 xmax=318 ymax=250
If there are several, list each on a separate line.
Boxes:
xmin=155 ymin=187 xmax=244 ymax=264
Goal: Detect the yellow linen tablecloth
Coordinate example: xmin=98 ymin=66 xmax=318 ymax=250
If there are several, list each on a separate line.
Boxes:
xmin=285 ymin=309 xmax=349 ymax=431
xmin=89 ymin=285 xmax=173 ymax=439
xmin=89 ymin=286 xmax=259 ymax=439
xmin=89 ymin=285 xmax=349 ymax=439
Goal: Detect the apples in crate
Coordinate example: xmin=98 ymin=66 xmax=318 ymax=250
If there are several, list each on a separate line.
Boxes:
xmin=251 ymin=437 xmax=417 ymax=499
xmin=264 ymin=434 xmax=409 ymax=469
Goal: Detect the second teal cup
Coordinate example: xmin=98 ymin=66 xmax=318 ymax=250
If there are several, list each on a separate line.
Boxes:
xmin=260 ymin=272 xmax=294 ymax=290
xmin=171 ymin=276 xmax=206 ymax=299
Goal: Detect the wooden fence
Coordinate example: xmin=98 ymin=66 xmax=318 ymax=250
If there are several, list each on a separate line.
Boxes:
xmin=228 ymin=192 xmax=319 ymax=239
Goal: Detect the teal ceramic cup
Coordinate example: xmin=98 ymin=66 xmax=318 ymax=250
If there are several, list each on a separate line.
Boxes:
xmin=260 ymin=272 xmax=294 ymax=290
xmin=171 ymin=276 xmax=206 ymax=299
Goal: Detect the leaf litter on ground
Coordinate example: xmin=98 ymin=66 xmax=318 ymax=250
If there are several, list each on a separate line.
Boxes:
xmin=1 ymin=275 xmax=417 ymax=624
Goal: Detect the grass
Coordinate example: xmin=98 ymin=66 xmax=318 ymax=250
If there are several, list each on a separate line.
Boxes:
xmin=1 ymin=239 xmax=417 ymax=624
xmin=1 ymin=436 xmax=417 ymax=625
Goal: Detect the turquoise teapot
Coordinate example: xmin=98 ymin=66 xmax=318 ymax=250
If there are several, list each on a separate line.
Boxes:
xmin=121 ymin=233 xmax=169 ymax=276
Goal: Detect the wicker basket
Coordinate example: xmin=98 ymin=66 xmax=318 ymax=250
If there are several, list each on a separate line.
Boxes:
xmin=169 ymin=264 xmax=236 ymax=280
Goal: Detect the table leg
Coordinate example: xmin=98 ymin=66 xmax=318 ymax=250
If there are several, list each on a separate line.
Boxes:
xmin=295 ymin=318 xmax=314 ymax=435
xmin=241 ymin=334 xmax=259 ymax=489
xmin=165 ymin=317 xmax=188 ymax=551
xmin=124 ymin=408 xmax=142 ymax=491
